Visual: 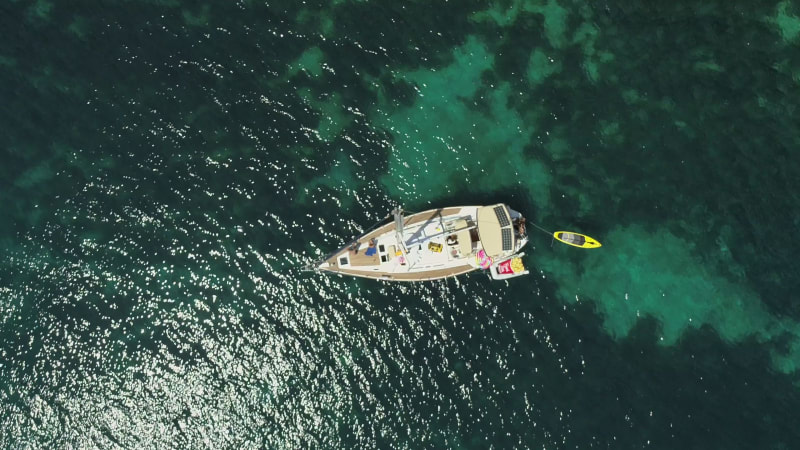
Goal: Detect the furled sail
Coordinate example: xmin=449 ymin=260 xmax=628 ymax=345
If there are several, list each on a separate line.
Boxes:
xmin=392 ymin=207 xmax=404 ymax=250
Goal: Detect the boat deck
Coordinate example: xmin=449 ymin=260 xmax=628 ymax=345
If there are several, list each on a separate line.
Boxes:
xmin=321 ymin=207 xmax=477 ymax=282
xmin=347 ymin=248 xmax=381 ymax=267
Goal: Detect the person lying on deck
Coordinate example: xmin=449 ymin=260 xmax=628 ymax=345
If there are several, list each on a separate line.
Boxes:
xmin=364 ymin=238 xmax=378 ymax=256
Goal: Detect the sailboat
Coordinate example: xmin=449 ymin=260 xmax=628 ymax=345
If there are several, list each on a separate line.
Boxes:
xmin=307 ymin=204 xmax=530 ymax=282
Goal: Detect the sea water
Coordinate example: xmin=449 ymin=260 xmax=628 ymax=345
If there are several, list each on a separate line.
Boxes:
xmin=2 ymin=1 xmax=800 ymax=448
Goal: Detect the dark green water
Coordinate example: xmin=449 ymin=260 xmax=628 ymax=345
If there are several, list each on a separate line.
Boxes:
xmin=2 ymin=0 xmax=800 ymax=448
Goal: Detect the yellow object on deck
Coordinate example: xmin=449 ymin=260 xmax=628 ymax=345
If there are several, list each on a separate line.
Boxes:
xmin=553 ymin=231 xmax=602 ymax=249
xmin=428 ymin=242 xmax=443 ymax=252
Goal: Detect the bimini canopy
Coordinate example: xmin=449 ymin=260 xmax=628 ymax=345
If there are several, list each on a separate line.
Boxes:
xmin=476 ymin=204 xmax=515 ymax=258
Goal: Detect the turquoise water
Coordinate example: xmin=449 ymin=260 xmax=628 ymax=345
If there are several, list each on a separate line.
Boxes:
xmin=2 ymin=0 xmax=800 ymax=447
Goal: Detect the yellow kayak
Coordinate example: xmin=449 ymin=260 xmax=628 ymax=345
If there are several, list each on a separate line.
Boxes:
xmin=553 ymin=231 xmax=602 ymax=249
